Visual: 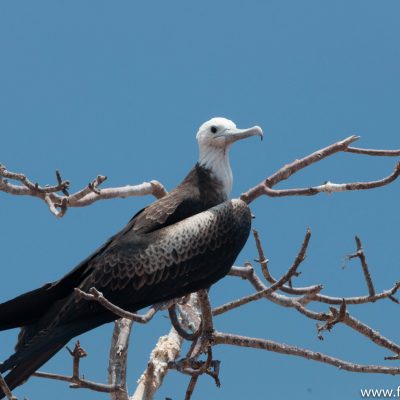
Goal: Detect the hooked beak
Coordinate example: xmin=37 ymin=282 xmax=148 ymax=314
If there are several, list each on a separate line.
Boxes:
xmin=218 ymin=125 xmax=263 ymax=144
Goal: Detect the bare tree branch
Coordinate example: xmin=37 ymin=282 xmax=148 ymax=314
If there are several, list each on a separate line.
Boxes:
xmin=251 ymin=230 xmax=399 ymax=305
xmin=108 ymin=319 xmax=133 ymax=400
xmin=168 ymin=304 xmax=201 ymax=341
xmin=252 ymin=163 xmax=400 ymax=198
xmin=240 ymin=136 xmax=400 ymax=203
xmin=213 ymin=331 xmax=400 ymax=375
xmin=33 ymin=342 xmax=125 ymax=394
xmin=213 ymin=229 xmax=311 ymax=316
xmin=33 ymin=370 xmax=124 ymax=393
xmin=75 ymin=288 xmax=163 ymax=323
xmin=342 ymin=313 xmax=400 ymax=357
xmin=131 ymin=294 xmax=202 ymax=400
xmin=0 ymin=373 xmax=16 ymax=400
xmin=130 ymin=331 xmax=182 ymax=400
xmin=66 ymin=341 xmax=87 ymax=381
xmin=0 ymin=163 xmax=167 ymax=217
xmin=184 ymin=376 xmax=199 ymax=400
xmin=186 ymin=290 xmax=214 ymax=360
xmin=132 ymin=291 xmax=217 ymax=400
xmin=348 ymin=236 xmax=375 ymax=297
xmin=223 ymin=232 xmax=400 ymax=360
xmin=345 ymin=147 xmax=400 ymax=156
xmin=316 ymin=300 xmax=347 ymax=337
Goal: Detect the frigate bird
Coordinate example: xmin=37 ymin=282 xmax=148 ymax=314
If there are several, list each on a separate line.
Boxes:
xmin=0 ymin=117 xmax=262 ymax=396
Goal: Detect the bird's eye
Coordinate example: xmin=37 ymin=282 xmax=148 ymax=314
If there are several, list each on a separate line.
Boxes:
xmin=210 ymin=126 xmax=218 ymax=134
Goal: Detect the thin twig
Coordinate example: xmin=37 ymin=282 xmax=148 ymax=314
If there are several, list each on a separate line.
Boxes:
xmin=348 ymin=236 xmax=376 ymax=297
xmin=56 ymin=169 xmax=70 ymax=196
xmin=346 ymin=147 xmax=400 ymax=156
xmin=66 ymin=341 xmax=87 ymax=380
xmin=184 ymin=376 xmax=199 ymax=400
xmin=75 ymin=288 xmax=160 ymax=323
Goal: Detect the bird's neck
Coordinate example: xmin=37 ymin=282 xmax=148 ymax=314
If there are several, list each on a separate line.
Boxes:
xmin=198 ymin=146 xmax=233 ymax=197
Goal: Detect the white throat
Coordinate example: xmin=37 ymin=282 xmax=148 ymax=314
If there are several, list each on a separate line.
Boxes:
xmin=199 ymin=145 xmax=233 ymax=197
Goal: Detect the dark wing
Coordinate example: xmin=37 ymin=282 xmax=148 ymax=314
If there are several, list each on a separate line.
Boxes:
xmin=0 ymin=182 xmax=199 ymax=330
xmin=81 ymin=199 xmax=251 ymax=311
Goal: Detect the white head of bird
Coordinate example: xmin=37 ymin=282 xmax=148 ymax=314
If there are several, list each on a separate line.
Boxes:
xmin=196 ymin=117 xmax=263 ymax=197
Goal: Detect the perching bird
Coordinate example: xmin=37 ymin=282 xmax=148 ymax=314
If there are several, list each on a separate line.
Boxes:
xmin=0 ymin=117 xmax=262 ymax=396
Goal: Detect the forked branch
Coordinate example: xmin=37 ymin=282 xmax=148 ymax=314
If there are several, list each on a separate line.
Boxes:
xmin=0 ymin=164 xmax=167 ymax=217
xmin=33 ymin=341 xmax=124 ymax=394
xmin=240 ymin=136 xmax=400 ymax=203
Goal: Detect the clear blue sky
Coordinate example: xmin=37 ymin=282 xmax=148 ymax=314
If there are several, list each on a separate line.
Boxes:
xmin=1 ymin=1 xmax=399 ymax=399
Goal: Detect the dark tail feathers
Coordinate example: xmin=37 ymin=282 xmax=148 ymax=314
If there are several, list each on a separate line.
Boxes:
xmin=0 ymin=314 xmax=112 ymax=399
xmin=0 ymin=342 xmax=66 ymax=398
